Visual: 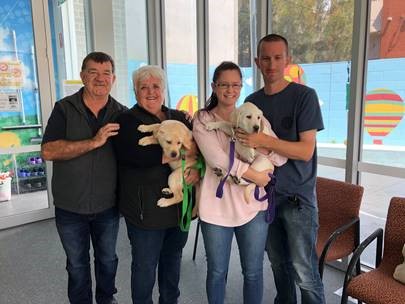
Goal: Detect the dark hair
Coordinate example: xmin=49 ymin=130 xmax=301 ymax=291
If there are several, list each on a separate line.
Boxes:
xmin=81 ymin=51 xmax=115 ymax=73
xmin=257 ymin=34 xmax=289 ymax=57
xmin=205 ymin=61 xmax=242 ymax=111
xmin=195 ymin=61 xmax=242 ymax=123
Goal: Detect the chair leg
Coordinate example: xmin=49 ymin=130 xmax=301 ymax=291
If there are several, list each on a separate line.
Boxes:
xmin=318 ymin=257 xmax=325 ymax=280
xmin=192 ymin=219 xmax=201 ymax=261
xmin=341 ymin=292 xmax=348 ymax=304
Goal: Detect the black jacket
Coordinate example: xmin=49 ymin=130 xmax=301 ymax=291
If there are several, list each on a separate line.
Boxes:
xmin=114 ymin=104 xmax=191 ymax=229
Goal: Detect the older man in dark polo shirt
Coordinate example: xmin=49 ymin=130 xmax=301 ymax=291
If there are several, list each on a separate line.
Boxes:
xmin=41 ymin=52 xmax=126 ymax=304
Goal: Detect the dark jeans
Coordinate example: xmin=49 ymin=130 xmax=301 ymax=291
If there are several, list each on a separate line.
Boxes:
xmin=55 ymin=207 xmax=120 ymax=304
xmin=125 ymin=219 xmax=188 ymax=304
xmin=266 ymin=198 xmax=325 ymax=304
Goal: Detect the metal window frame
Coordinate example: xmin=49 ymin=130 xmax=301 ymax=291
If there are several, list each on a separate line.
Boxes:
xmin=196 ymin=0 xmax=209 ymax=109
xmin=345 ymin=0 xmax=370 ymax=184
xmin=146 ymin=0 xmax=165 ymax=67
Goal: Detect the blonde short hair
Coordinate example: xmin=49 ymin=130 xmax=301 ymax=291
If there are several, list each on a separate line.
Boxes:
xmin=132 ymin=65 xmax=166 ymax=94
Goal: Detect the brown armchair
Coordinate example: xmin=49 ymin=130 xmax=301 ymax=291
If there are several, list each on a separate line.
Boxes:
xmin=341 ymin=197 xmax=405 ymax=304
xmin=316 ymin=177 xmax=364 ymax=279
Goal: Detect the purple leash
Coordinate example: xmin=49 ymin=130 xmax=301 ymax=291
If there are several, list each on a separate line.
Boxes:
xmin=254 ymin=173 xmax=277 ymax=223
xmin=216 ymin=140 xmax=236 ymax=198
xmin=215 ymin=140 xmax=277 ymax=223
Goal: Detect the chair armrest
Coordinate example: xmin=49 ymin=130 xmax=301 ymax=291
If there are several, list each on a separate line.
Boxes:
xmin=319 ymin=217 xmax=360 ymax=278
xmin=320 ymin=217 xmax=360 ymax=262
xmin=343 ymin=228 xmax=383 ymax=288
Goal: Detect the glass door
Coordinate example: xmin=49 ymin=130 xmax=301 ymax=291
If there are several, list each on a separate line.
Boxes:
xmin=0 ymin=0 xmax=90 ymax=229
xmin=0 ymin=0 xmax=53 ymax=228
xmin=358 ymin=0 xmax=405 ymax=266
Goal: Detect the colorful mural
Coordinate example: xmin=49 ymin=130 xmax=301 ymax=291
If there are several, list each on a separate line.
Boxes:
xmin=364 ymin=88 xmax=404 ymax=144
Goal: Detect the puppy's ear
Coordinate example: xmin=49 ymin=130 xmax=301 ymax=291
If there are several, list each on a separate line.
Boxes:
xmin=259 ymin=117 xmax=265 ymax=132
xmin=156 ymin=127 xmax=165 ymax=139
xmin=182 ymin=129 xmax=193 ymax=150
xmin=183 ymin=135 xmax=193 ymax=151
xmin=260 ymin=117 xmax=270 ymax=134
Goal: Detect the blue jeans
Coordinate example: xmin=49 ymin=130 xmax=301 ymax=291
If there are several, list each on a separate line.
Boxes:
xmin=55 ymin=207 xmax=119 ymax=304
xmin=125 ymin=220 xmax=188 ymax=304
xmin=266 ymin=198 xmax=325 ymax=304
xmin=201 ymin=211 xmax=269 ymax=304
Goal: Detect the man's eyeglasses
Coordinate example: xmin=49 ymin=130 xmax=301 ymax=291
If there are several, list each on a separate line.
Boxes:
xmin=215 ymin=83 xmax=243 ymax=90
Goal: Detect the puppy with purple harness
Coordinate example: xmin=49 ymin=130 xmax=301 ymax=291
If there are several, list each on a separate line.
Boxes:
xmin=206 ymin=102 xmax=287 ymax=208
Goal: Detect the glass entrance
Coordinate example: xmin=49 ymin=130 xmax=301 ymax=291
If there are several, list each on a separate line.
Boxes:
xmin=0 ymin=0 xmax=90 ymax=229
xmin=0 ymin=0 xmax=49 ymax=223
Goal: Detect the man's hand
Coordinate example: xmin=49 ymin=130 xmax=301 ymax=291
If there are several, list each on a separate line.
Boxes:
xmin=92 ymin=123 xmax=120 ymax=148
xmin=42 ymin=123 xmax=120 ymax=162
xmin=235 ymin=128 xmax=267 ymax=149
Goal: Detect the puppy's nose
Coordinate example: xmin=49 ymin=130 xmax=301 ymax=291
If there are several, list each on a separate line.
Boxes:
xmin=253 ymin=125 xmax=260 ymax=132
xmin=170 ymin=151 xmax=178 ymax=158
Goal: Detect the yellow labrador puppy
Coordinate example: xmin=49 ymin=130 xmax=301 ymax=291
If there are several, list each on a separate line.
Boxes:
xmin=138 ymin=120 xmax=197 ymax=208
xmin=206 ymin=102 xmax=275 ymax=202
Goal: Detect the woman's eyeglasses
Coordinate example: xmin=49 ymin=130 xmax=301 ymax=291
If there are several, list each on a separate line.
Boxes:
xmin=215 ymin=83 xmax=243 ymax=90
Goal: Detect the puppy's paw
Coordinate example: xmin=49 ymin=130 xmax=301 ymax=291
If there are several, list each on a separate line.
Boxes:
xmin=137 ymin=124 xmax=149 ymax=133
xmin=213 ymin=167 xmax=224 ymax=177
xmin=157 ymin=198 xmax=171 ymax=207
xmin=246 ymin=150 xmax=256 ymax=163
xmin=230 ymin=175 xmax=241 ymax=184
xmin=158 ymin=197 xmax=179 ymax=207
xmin=161 ymin=188 xmax=174 ymax=199
xmin=138 ymin=137 xmax=150 ymax=146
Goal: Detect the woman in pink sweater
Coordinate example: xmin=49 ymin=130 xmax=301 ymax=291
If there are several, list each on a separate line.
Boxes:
xmin=193 ymin=61 xmax=286 ymax=304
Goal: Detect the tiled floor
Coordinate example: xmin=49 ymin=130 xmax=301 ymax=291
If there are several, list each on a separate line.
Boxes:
xmin=0 ymin=217 xmax=347 ymax=304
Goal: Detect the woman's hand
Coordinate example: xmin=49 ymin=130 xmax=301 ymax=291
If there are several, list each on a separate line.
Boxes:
xmin=245 ymin=168 xmax=272 ymax=187
xmin=184 ymin=168 xmax=200 ymax=185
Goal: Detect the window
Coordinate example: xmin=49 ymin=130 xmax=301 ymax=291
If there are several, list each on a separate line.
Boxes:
xmin=358 ymin=0 xmax=405 ymax=265
xmin=362 ymin=0 xmax=405 ymax=168
xmin=164 ymin=0 xmax=198 ymax=114
xmin=0 ymin=0 xmax=49 ymax=220
xmin=112 ymin=0 xmax=148 ymax=107
xmin=271 ymin=0 xmax=355 ymax=160
xmin=208 ymin=0 xmax=254 ymax=106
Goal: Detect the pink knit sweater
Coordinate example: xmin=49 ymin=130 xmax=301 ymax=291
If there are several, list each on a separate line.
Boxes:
xmin=193 ymin=110 xmax=287 ymax=227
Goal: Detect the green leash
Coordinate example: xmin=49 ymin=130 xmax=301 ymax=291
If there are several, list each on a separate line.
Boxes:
xmin=194 ymin=153 xmax=206 ymax=178
xmin=179 ymin=151 xmax=205 ymax=232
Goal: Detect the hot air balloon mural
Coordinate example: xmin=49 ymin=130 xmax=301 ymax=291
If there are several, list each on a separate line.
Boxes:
xmin=284 ymin=64 xmax=306 ymax=85
xmin=176 ymin=95 xmax=198 ymax=117
xmin=364 ymin=88 xmax=404 ymax=145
